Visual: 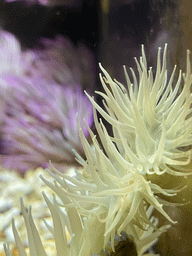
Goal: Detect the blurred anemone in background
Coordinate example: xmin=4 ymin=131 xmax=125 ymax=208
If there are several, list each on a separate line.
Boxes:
xmin=32 ymin=35 xmax=96 ymax=90
xmin=0 ymin=31 xmax=34 ymax=77
xmin=0 ymin=30 xmax=95 ymax=173
xmin=0 ymin=78 xmax=93 ymax=172
xmin=0 ymin=30 xmax=95 ymax=90
xmin=3 ymin=0 xmax=82 ymax=7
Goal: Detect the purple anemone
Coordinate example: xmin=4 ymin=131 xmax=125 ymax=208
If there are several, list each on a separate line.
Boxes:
xmin=0 ymin=76 xmax=93 ymax=173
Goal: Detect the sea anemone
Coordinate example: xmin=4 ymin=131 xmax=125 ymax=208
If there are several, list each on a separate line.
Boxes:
xmin=0 ymin=76 xmax=93 ymax=173
xmin=32 ymin=35 xmax=96 ymax=90
xmin=0 ymin=31 xmax=34 ymax=77
xmin=86 ymin=44 xmax=192 ymax=177
xmin=0 ymin=30 xmax=96 ymax=91
xmin=104 ymin=206 xmax=170 ymax=256
xmin=3 ymin=44 xmax=191 ymax=255
xmin=3 ymin=195 xmax=106 ymax=256
xmin=40 ymin=134 xmax=176 ymax=251
xmin=3 ymin=0 xmax=81 ymax=7
xmin=3 ymin=182 xmax=169 ymax=256
xmin=39 ymin=44 xmax=191 ymax=250
xmin=0 ymin=31 xmax=94 ymax=173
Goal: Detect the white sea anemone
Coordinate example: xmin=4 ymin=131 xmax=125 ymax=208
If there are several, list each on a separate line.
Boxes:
xmin=104 ymin=205 xmax=170 ymax=256
xmin=86 ymin=44 xmax=192 ymax=176
xmin=40 ymin=128 xmax=176 ymax=251
xmin=3 ymin=180 xmax=168 ymax=256
xmin=3 ymin=195 xmax=105 ymax=256
xmin=3 ymin=44 xmax=191 ymax=255
xmin=38 ymin=44 xmax=191 ymax=250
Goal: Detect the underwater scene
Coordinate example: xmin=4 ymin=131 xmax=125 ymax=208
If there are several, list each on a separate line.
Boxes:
xmin=0 ymin=0 xmax=192 ymax=255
